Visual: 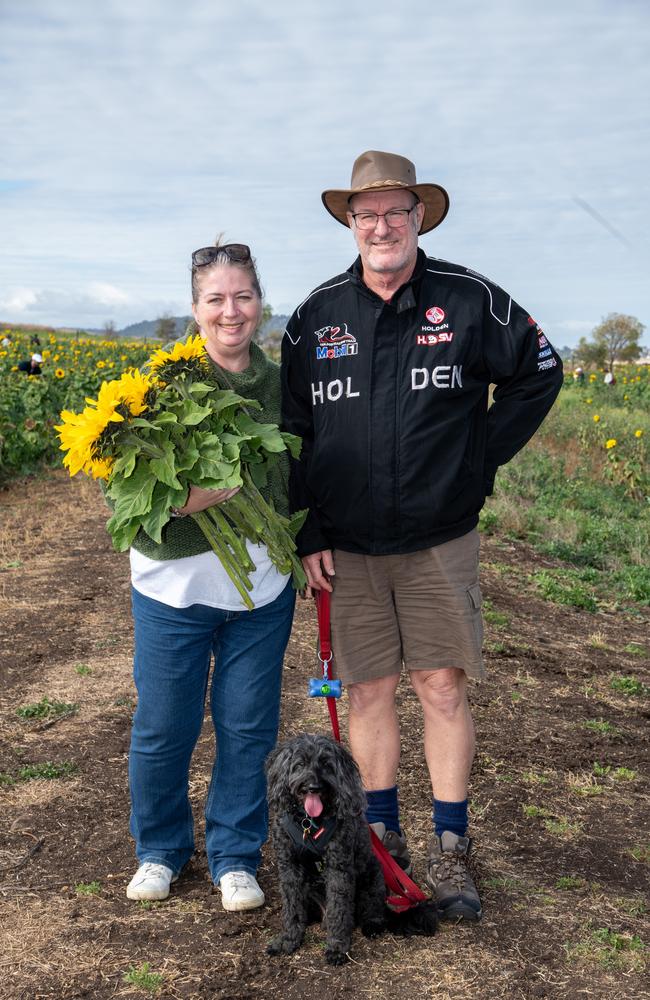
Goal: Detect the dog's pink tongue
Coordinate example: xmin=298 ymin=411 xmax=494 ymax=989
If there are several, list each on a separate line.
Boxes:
xmin=304 ymin=793 xmax=323 ymax=818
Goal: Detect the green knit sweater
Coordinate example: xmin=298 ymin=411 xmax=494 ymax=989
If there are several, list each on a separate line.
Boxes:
xmin=131 ymin=341 xmax=290 ymax=561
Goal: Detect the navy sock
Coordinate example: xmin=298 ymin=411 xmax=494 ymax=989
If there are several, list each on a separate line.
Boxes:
xmin=433 ymin=798 xmax=468 ymax=838
xmin=365 ymin=786 xmax=402 ymax=835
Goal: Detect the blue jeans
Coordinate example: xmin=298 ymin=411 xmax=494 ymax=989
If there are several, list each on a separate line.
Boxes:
xmin=129 ymin=581 xmax=295 ymax=883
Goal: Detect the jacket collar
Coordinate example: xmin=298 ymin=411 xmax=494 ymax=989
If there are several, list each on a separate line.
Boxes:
xmin=348 ymin=248 xmax=426 ymax=312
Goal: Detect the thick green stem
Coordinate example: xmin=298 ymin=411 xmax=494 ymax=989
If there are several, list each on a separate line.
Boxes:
xmin=123 ymin=434 xmax=166 ymax=460
xmin=194 ymin=511 xmax=254 ymax=610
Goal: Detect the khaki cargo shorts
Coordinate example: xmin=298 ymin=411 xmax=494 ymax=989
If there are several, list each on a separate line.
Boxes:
xmin=330 ymin=529 xmax=485 ymax=684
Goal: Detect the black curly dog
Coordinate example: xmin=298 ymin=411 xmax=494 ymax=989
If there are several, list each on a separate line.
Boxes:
xmin=265 ymin=733 xmax=437 ymax=965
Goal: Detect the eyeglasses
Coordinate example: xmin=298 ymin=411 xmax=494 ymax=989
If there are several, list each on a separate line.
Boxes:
xmin=350 ymin=205 xmax=418 ymax=231
xmin=191 ymin=244 xmax=251 ymax=267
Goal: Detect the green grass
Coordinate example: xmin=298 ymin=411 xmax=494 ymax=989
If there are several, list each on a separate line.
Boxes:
xmin=531 ymin=569 xmax=598 ymax=612
xmin=482 ymin=599 xmax=510 ymax=627
xmin=582 ymin=719 xmax=617 ymax=735
xmin=544 ymin=817 xmax=582 ymax=837
xmin=571 ymin=783 xmax=603 ymax=798
xmin=75 ymin=881 xmax=101 ymax=896
xmin=16 ymin=761 xmax=77 ymax=781
xmin=483 ymin=876 xmax=524 ymax=890
xmin=556 ymin=876 xmax=585 ymax=890
xmin=624 ymin=642 xmax=647 ymax=657
xmin=16 ymin=697 xmax=79 ymax=720
xmin=122 ymin=963 xmax=164 ymax=993
xmin=522 ymin=804 xmax=581 ymax=837
xmin=522 ymin=770 xmax=550 ymax=785
xmin=610 ymin=674 xmax=648 ymax=696
xmin=482 ymin=383 xmax=650 ymax=607
xmin=565 ymin=927 xmax=646 ymax=970
xmin=592 ymin=762 xmax=611 ymax=776
xmin=522 ymin=804 xmax=550 ymax=819
xmin=615 ymin=897 xmax=647 ymax=917
xmin=612 ymin=766 xmax=637 ymax=781
xmin=74 ymin=663 xmax=92 ymax=676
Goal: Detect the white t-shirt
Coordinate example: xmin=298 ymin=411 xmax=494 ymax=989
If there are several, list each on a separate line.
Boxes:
xmin=130 ymin=542 xmax=289 ymax=611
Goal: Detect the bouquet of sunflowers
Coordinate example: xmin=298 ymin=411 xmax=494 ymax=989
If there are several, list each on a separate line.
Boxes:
xmin=56 ymin=336 xmax=307 ymax=609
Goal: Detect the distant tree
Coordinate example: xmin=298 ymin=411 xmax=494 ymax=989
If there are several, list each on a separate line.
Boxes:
xmin=262 ymin=327 xmax=284 ymax=360
xmin=253 ymin=303 xmax=274 ymax=343
xmin=155 ymin=313 xmax=177 ymax=342
xmin=103 ymin=320 xmax=116 ymax=337
xmin=580 ymin=313 xmax=645 ymax=371
xmin=574 ymin=336 xmax=606 ymax=369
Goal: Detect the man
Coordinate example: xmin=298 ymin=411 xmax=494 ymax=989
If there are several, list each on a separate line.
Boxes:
xmin=18 ymin=352 xmax=43 ymax=375
xmin=281 ymin=150 xmax=563 ymax=922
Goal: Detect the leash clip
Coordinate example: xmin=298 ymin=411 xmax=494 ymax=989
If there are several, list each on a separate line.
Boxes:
xmin=301 ymin=817 xmax=316 ymax=840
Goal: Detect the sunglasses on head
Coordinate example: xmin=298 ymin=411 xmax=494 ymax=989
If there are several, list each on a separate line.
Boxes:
xmin=191 ymin=244 xmax=251 ymax=267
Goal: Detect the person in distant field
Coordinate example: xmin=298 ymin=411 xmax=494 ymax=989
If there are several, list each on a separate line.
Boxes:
xmin=17 ymin=353 xmax=43 ymax=375
xmin=30 ymin=333 xmax=42 ymax=348
xmin=604 ymin=370 xmax=616 ymax=386
xmin=282 ymin=149 xmax=564 ymax=924
xmin=1 ymin=334 xmax=11 ymax=348
xmin=574 ymin=366 xmax=585 ymax=384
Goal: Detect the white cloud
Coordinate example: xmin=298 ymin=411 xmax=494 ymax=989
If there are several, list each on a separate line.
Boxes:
xmin=0 ymin=284 xmax=185 ymax=330
xmin=87 ymin=282 xmax=131 ymax=306
xmin=1 ymin=287 xmax=38 ymax=312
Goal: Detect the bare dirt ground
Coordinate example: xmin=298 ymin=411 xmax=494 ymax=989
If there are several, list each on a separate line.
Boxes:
xmin=1 ymin=470 xmax=648 ymax=1000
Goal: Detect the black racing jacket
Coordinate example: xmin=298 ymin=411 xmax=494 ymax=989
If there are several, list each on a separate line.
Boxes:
xmin=281 ymin=249 xmax=563 ymax=557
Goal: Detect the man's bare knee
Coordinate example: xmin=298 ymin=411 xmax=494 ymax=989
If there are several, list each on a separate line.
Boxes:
xmin=410 ymin=668 xmax=467 ymax=718
xmin=348 ymin=674 xmax=400 ymax=715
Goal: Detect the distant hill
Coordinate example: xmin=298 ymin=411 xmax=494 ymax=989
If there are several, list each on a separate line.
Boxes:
xmin=117 ymin=313 xmax=290 ymax=343
xmin=117 ymin=316 xmax=191 ymax=340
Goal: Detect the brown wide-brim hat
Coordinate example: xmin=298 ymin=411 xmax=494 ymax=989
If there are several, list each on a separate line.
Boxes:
xmin=321 ymin=150 xmax=449 ymax=235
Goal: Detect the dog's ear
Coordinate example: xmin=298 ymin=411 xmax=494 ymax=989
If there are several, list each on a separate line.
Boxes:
xmin=331 ymin=741 xmax=367 ymax=818
xmin=265 ymin=741 xmax=295 ymax=813
xmin=265 ymin=744 xmax=281 ymax=776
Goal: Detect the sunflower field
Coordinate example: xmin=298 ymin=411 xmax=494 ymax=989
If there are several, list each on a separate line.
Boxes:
xmin=0 ymin=327 xmax=161 ymax=481
xmin=481 ymin=362 xmax=650 ymax=606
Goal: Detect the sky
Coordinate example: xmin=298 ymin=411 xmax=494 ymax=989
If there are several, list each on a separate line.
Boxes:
xmin=1 ymin=0 xmax=649 ymax=349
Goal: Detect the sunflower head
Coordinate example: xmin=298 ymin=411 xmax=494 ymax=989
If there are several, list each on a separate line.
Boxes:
xmin=115 ymin=368 xmax=156 ymax=415
xmin=146 ymin=334 xmax=209 ymax=382
xmin=56 ymin=381 xmax=127 ymax=478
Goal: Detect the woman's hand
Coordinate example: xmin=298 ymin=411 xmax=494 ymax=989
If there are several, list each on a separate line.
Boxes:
xmin=174 ymin=485 xmax=241 ymax=516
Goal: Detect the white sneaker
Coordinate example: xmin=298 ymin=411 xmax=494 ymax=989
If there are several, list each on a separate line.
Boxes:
xmin=219 ymin=871 xmax=265 ymax=911
xmin=126 ymin=862 xmax=178 ymax=901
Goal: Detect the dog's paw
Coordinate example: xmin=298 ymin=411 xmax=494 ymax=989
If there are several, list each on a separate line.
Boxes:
xmin=384 ymin=900 xmax=439 ymax=937
xmin=267 ymin=934 xmax=301 ymax=956
xmin=361 ymin=917 xmax=385 ymax=939
xmin=325 ymin=946 xmax=349 ymax=966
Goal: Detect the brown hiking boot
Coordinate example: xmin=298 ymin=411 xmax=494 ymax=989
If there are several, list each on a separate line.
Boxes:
xmin=369 ymin=822 xmax=413 ymax=876
xmin=426 ymin=831 xmax=482 ymax=921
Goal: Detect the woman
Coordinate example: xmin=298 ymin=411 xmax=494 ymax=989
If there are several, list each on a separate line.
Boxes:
xmin=125 ymin=242 xmax=296 ymax=911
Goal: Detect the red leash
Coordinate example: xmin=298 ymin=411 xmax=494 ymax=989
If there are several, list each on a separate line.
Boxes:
xmin=314 ymin=588 xmax=340 ymax=742
xmin=313 ymin=588 xmax=427 ymax=909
